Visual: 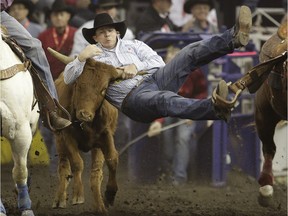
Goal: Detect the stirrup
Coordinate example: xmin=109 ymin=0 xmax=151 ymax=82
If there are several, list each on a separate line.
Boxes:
xmin=212 ymin=82 xmax=240 ymax=109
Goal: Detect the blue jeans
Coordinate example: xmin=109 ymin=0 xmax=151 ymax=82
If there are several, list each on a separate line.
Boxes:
xmin=1 ymin=11 xmax=58 ymax=99
xmin=122 ymin=29 xmax=234 ymax=123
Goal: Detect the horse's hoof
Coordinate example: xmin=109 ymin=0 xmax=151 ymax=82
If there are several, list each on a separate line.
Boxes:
xmin=258 ymin=185 xmax=274 ymax=207
xmin=259 ymin=185 xmax=274 ymax=197
xmin=21 ymin=209 xmax=34 ymax=216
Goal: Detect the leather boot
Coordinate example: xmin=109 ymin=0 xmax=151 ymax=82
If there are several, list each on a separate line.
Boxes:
xmin=29 ymin=66 xmax=71 ymax=131
xmin=212 ymin=80 xmax=232 ymax=122
xmin=232 ymin=6 xmax=252 ymax=48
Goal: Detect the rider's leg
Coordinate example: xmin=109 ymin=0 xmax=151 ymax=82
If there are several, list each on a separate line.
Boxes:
xmin=1 ymin=11 xmax=71 ymax=130
xmin=153 ymin=5 xmax=252 ymax=93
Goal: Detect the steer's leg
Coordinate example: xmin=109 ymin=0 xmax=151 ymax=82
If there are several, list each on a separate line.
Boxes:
xmin=90 ymin=148 xmax=107 ymax=214
xmin=53 ymin=132 xmax=72 ymax=208
xmin=68 ymin=146 xmax=85 ymax=205
xmin=101 ymin=133 xmax=119 ymax=207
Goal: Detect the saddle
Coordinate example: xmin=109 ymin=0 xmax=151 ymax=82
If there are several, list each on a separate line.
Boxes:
xmin=213 ymin=21 xmax=288 ymax=108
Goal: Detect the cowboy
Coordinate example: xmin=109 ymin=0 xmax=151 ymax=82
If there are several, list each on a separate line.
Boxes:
xmin=63 ymin=6 xmax=252 ymax=123
xmin=70 ymin=0 xmax=134 ymax=57
xmin=38 ymin=0 xmax=77 ymax=79
xmin=8 ymin=0 xmax=44 ymax=37
xmin=182 ymin=0 xmax=218 ymax=33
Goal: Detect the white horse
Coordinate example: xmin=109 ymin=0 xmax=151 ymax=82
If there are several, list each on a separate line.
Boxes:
xmin=0 ymin=27 xmax=39 ymax=216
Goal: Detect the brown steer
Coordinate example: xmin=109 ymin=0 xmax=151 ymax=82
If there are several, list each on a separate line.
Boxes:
xmin=49 ymin=49 xmax=125 ymax=214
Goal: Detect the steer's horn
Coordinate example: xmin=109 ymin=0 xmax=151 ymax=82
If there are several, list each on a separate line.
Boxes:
xmin=47 ymin=47 xmax=75 ymax=64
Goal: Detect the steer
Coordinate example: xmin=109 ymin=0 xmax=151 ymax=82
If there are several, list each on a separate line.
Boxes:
xmin=49 ymin=48 xmax=124 ymax=214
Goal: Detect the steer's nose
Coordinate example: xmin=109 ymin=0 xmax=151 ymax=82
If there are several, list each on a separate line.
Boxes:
xmin=78 ymin=110 xmax=93 ymax=122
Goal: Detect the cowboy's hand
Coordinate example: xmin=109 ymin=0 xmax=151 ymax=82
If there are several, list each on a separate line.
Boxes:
xmin=147 ymin=121 xmax=162 ymax=137
xmin=117 ymin=64 xmax=138 ymax=79
xmin=78 ymin=44 xmax=102 ymax=62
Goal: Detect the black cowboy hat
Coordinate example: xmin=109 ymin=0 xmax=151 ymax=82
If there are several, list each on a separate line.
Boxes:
xmin=89 ymin=0 xmax=123 ymax=12
xmin=10 ymin=0 xmax=35 ymax=14
xmin=82 ymin=13 xmax=127 ymax=44
xmin=184 ymin=0 xmax=214 ymax=14
xmin=48 ymin=0 xmax=75 ymax=16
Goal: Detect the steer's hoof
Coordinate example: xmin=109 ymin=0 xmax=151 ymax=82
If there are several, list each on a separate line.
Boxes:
xmin=52 ymin=200 xmax=66 ymax=209
xmin=104 ymin=190 xmax=117 ymax=206
xmin=72 ymin=196 xmax=84 ymax=205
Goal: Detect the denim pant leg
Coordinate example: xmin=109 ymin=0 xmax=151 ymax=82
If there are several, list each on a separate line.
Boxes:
xmin=1 ymin=11 xmax=58 ymax=99
xmin=122 ymin=79 xmax=217 ymax=122
xmin=153 ymin=29 xmax=234 ymax=92
xmin=122 ymin=29 xmax=235 ymax=122
xmin=172 ymin=120 xmax=196 ymax=182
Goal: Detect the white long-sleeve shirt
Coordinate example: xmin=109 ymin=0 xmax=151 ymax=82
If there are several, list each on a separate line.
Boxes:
xmin=64 ymin=38 xmax=165 ymax=109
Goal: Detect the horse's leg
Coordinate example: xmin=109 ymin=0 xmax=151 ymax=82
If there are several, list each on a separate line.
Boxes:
xmin=100 ymin=133 xmax=118 ymax=207
xmin=10 ymin=124 xmax=34 ymax=216
xmin=52 ymin=133 xmax=72 ymax=208
xmin=90 ymin=148 xmax=106 ymax=214
xmin=255 ymin=87 xmax=280 ymax=198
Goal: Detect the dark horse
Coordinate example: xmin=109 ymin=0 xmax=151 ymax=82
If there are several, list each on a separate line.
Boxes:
xmin=255 ymin=21 xmax=287 ymax=205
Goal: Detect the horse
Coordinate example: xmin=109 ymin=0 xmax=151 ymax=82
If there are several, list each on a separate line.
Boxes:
xmin=48 ymin=48 xmax=124 ymax=214
xmin=255 ymin=21 xmax=287 ymax=206
xmin=0 ymin=27 xmax=39 ymax=216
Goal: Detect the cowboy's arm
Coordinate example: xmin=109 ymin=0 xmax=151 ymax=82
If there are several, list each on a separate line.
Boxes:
xmin=64 ymin=45 xmax=103 ymax=84
xmin=133 ymin=40 xmax=165 ymax=72
xmin=63 ymin=58 xmax=85 ymax=84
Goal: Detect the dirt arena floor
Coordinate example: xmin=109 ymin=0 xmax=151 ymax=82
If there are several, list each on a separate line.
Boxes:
xmin=1 ymin=157 xmax=287 ymax=216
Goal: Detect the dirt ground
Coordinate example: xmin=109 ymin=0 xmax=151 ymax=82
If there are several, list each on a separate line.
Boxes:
xmin=1 ymin=157 xmax=287 ymax=216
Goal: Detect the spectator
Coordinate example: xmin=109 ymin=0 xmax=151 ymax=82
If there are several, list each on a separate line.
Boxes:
xmin=38 ymin=0 xmax=77 ymax=79
xmin=135 ymin=0 xmax=181 ymax=37
xmin=38 ymin=0 xmax=77 ymax=174
xmin=69 ymin=0 xmax=95 ymax=28
xmin=169 ymin=0 xmax=192 ymax=27
xmin=148 ymin=46 xmax=209 ymax=185
xmin=7 ymin=0 xmax=44 ymax=37
xmin=70 ymin=0 xmax=134 ymax=57
xmin=182 ymin=0 xmax=218 ymax=33
xmin=29 ymin=0 xmax=54 ymax=27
